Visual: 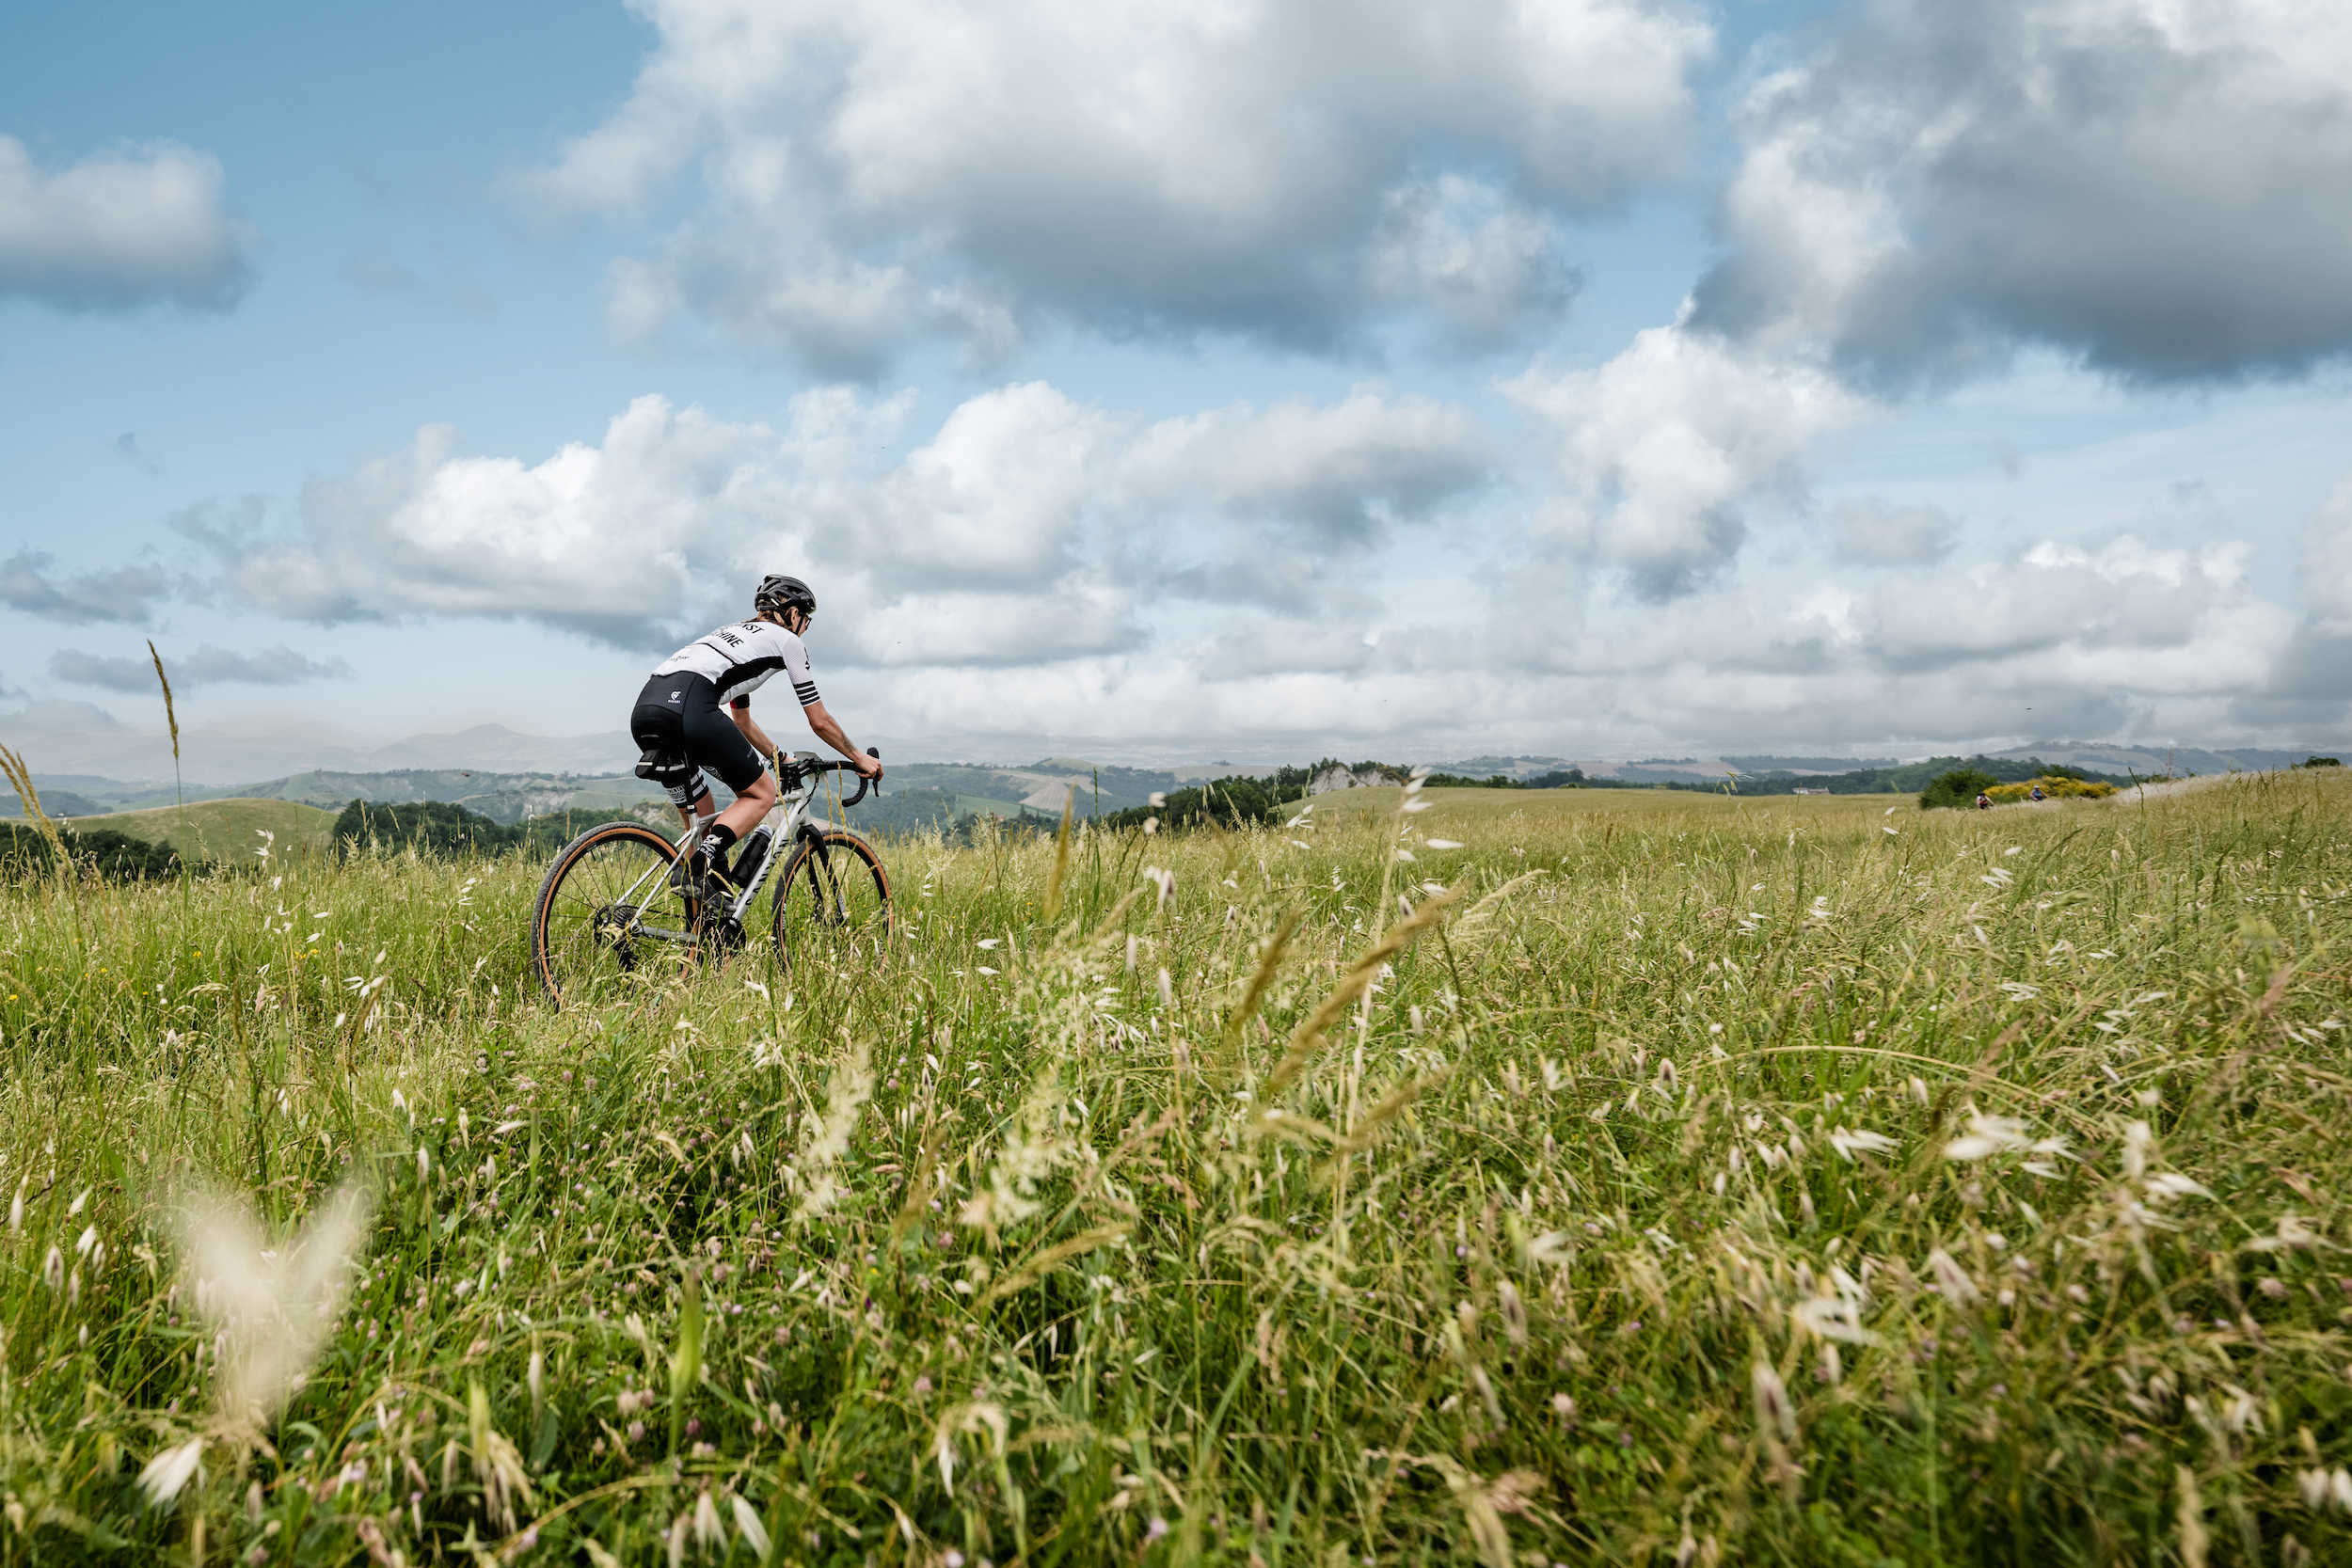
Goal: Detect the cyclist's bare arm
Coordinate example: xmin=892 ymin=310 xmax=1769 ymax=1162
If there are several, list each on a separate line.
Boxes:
xmin=803 ymin=699 xmax=882 ymax=780
xmin=730 ymin=697 xmax=882 ymax=781
xmin=728 ymin=699 xmax=781 ymax=759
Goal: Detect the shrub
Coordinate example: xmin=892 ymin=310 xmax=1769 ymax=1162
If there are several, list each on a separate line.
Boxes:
xmin=1102 ymin=776 xmax=1292 ymax=832
xmin=0 ymin=821 xmax=184 ymax=882
xmin=1918 ymin=768 xmax=1999 ymax=810
xmin=2304 ymin=755 xmax=2343 ymax=768
xmin=333 ymin=800 xmax=644 ymax=859
xmin=1986 ymin=776 xmax=2120 ymax=803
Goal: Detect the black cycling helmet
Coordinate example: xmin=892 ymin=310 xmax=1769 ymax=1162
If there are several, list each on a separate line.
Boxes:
xmin=755 ymin=574 xmax=816 ymax=619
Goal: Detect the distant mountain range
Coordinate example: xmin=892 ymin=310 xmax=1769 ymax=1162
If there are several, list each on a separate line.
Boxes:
xmin=7 ymin=702 xmax=2341 ymax=829
xmin=0 ymin=700 xmax=634 ymax=784
xmin=1422 ymin=743 xmax=2346 ymax=786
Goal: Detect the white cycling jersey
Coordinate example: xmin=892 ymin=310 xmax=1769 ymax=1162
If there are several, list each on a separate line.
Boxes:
xmin=651 ymin=620 xmax=821 ymax=708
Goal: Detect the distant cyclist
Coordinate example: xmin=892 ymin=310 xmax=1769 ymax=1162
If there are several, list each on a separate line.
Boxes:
xmin=631 ymin=575 xmax=883 ymax=897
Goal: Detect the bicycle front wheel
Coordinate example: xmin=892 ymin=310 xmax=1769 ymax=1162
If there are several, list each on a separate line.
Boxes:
xmin=770 ymin=827 xmax=894 ymax=969
xmin=532 ymin=821 xmax=696 ymax=1006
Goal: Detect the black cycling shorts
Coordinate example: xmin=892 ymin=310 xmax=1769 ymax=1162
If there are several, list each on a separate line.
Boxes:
xmin=631 ymin=673 xmax=766 ymax=801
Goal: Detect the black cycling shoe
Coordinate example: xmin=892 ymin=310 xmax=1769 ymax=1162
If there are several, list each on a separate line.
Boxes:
xmin=670 ymin=854 xmax=735 ymax=913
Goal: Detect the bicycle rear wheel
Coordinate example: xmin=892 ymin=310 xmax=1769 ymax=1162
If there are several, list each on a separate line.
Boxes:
xmin=770 ymin=827 xmax=894 ymax=969
xmin=532 ymin=821 xmax=697 ymax=1006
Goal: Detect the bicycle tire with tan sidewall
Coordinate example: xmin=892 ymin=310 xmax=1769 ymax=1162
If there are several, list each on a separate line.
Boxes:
xmin=532 ymin=819 xmax=691 ymax=1006
xmin=770 ymin=825 xmax=893 ymax=969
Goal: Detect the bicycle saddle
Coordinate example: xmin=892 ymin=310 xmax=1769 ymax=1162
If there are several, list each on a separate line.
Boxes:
xmin=633 ymin=748 xmax=693 ymax=785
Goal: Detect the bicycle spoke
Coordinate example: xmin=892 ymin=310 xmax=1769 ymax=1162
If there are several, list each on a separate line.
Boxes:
xmin=532 ymin=825 xmax=697 ymax=1006
xmin=771 ymin=830 xmax=892 ymax=969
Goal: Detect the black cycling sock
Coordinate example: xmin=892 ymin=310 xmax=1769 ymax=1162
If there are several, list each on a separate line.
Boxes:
xmin=691 ymin=822 xmax=738 ymax=876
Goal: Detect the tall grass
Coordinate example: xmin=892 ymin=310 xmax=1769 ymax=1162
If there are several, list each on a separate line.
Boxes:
xmin=4 ymin=772 xmax=2352 ymax=1564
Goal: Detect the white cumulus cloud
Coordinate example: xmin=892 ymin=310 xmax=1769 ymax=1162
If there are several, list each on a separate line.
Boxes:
xmin=200 ymin=382 xmax=1497 ymax=669
xmin=521 ymin=0 xmax=1711 ymax=371
xmin=0 ymin=136 xmax=258 ymax=311
xmin=1503 ymin=325 xmax=1872 ymax=597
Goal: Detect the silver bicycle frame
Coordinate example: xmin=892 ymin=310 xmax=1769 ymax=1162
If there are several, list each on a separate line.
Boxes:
xmin=676 ymin=751 xmax=839 ymax=927
xmin=596 ymin=752 xmax=844 ymax=942
xmin=715 ymin=752 xmax=830 ymax=923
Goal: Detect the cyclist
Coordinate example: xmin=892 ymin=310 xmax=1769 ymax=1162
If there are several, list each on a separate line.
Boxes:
xmin=630 ymin=574 xmax=883 ymax=896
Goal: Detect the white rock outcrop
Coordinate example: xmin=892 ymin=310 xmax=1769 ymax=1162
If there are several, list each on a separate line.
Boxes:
xmin=1308 ymin=766 xmax=1393 ymax=795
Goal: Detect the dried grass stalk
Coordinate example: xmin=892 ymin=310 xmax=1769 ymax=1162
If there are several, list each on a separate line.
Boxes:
xmin=1265 ymin=888 xmax=1457 ymax=1096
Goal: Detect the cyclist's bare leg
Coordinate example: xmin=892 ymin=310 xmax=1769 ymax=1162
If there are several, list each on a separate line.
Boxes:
xmin=714 ymin=769 xmax=777 ymax=841
xmin=680 ymin=774 xmax=777 ymax=883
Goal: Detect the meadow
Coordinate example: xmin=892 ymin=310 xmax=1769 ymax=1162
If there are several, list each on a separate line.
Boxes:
xmin=59 ymin=800 xmax=337 ymax=862
xmin=4 ymin=770 xmax=2352 ymax=1565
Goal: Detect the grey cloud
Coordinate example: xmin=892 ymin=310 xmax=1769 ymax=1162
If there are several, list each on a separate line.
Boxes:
xmin=342 ymin=247 xmax=496 ymax=320
xmin=0 ymin=136 xmax=258 ymax=312
xmin=1693 ymin=0 xmax=2352 ymax=385
xmin=1126 ymin=388 xmax=1498 ymax=550
xmin=2236 ymin=472 xmax=2352 ymax=726
xmin=1830 ymin=498 xmax=1959 ymax=565
xmin=2296 ymin=473 xmax=2352 ymax=633
xmin=1836 ymin=537 xmax=2280 ymax=682
xmin=600 ymin=516 xmax=2305 ymax=755
xmin=530 ymin=0 xmax=1709 ymax=372
xmin=0 ymin=550 xmax=172 ymax=625
xmin=51 ymin=643 xmax=352 ymax=692
xmin=2235 ymin=625 xmax=2352 ymax=716
xmin=1196 ymin=618 xmax=1382 ymax=679
xmin=112 ymin=432 xmax=163 ymax=475
xmin=1435 ymin=528 xmax=2289 ymax=750
xmin=1366 ymin=177 xmax=1583 ymax=356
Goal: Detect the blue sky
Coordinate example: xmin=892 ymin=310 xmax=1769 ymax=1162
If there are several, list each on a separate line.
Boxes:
xmin=5 ymin=0 xmax=2350 ymax=777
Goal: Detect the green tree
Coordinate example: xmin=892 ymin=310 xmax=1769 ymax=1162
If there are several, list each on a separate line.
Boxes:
xmin=0 ymin=822 xmax=184 ymax=882
xmin=1918 ymin=768 xmax=1999 ymax=810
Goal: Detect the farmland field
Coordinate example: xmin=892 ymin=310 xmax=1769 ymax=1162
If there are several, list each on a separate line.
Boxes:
xmin=60 ymin=798 xmax=338 ymax=863
xmin=5 ymin=770 xmax=2352 ymax=1564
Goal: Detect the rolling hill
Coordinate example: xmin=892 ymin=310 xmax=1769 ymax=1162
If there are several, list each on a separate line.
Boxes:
xmin=63 ymin=799 xmax=340 ymax=860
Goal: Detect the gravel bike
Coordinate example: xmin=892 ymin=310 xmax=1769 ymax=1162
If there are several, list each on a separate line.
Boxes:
xmin=530 ymin=749 xmax=891 ymax=1006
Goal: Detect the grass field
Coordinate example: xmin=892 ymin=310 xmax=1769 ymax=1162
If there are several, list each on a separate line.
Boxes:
xmin=1305 ymin=784 xmax=1906 ymax=826
xmin=63 ymin=798 xmax=339 ymax=862
xmin=5 ymin=770 xmax=2352 ymax=1564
